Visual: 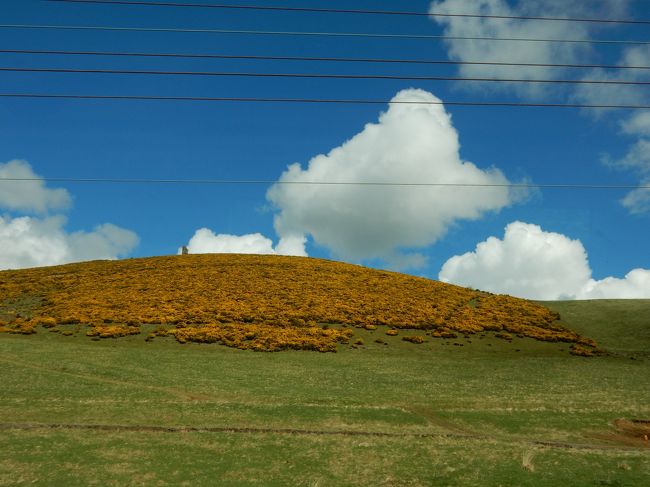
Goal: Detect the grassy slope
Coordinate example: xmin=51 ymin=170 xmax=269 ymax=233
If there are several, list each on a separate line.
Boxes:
xmin=1 ymin=300 xmax=649 ymax=486
xmin=544 ymin=299 xmax=650 ymax=357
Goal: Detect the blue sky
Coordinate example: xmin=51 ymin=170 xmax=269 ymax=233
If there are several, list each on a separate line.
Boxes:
xmin=1 ymin=0 xmax=649 ymax=299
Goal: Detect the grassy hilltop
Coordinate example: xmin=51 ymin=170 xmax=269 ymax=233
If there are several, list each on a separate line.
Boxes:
xmin=1 ymin=254 xmax=599 ymax=355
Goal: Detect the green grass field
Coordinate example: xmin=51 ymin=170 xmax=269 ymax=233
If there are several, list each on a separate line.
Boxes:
xmin=1 ymin=300 xmax=649 ymax=486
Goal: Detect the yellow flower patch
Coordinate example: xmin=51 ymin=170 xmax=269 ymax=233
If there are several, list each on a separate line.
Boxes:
xmin=0 ymin=254 xmax=600 ymax=353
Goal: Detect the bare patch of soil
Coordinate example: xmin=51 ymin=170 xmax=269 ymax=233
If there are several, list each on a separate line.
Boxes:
xmin=590 ymin=419 xmax=650 ymax=448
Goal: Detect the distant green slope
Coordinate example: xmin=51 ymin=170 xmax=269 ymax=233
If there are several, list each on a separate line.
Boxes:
xmin=543 ymin=299 xmax=650 ymax=358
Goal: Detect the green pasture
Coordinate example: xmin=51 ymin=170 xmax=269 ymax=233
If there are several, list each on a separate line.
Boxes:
xmin=0 ymin=300 xmax=649 ymax=486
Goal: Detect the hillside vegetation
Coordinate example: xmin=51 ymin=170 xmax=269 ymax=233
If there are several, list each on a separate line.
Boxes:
xmin=0 ymin=254 xmax=598 ymax=354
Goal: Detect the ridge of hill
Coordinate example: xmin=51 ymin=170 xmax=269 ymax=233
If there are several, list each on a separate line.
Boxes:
xmin=0 ymin=254 xmax=599 ymax=354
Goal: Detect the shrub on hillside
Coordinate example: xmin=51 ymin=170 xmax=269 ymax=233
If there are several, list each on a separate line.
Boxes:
xmin=402 ymin=335 xmax=425 ymax=344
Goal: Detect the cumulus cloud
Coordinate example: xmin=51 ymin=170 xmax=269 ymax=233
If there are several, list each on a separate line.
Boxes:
xmin=68 ymin=223 xmax=139 ymax=262
xmin=267 ymin=88 xmax=519 ymax=268
xmin=579 ymin=269 xmax=650 ymax=299
xmin=182 ymin=228 xmax=307 ymax=256
xmin=0 ymin=159 xmax=139 ymax=270
xmin=0 ymin=159 xmax=71 ymax=213
xmin=428 ymin=0 xmax=629 ymax=98
xmin=0 ymin=215 xmax=139 ymax=270
xmin=439 ymin=221 xmax=650 ymax=300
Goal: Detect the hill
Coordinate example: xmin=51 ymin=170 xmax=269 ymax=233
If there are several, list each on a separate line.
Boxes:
xmin=0 ymin=254 xmax=599 ymax=354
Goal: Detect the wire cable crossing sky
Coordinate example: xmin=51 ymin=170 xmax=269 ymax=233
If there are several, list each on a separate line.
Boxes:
xmin=42 ymin=0 xmax=650 ymax=25
xmin=4 ymin=49 xmax=650 ymax=70
xmin=4 ymin=66 xmax=650 ymax=85
xmin=1 ymin=177 xmax=649 ymax=190
xmin=2 ymin=93 xmax=649 ymax=109
xmin=2 ymin=24 xmax=649 ymax=45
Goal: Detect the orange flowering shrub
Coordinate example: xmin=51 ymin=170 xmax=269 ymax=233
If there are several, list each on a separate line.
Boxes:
xmin=402 ymin=335 xmax=425 ymax=344
xmin=0 ymin=254 xmax=599 ymax=353
xmin=569 ymin=344 xmax=605 ymax=357
xmin=156 ymin=323 xmax=352 ymax=352
xmin=86 ymin=325 xmax=141 ymax=339
xmin=0 ymin=319 xmax=36 ymax=335
xmin=429 ymin=329 xmax=457 ymax=339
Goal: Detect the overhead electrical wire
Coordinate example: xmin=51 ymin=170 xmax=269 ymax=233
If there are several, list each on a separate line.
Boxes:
xmin=1 ymin=177 xmax=649 ymax=190
xmin=42 ymin=0 xmax=650 ymax=25
xmin=3 ymin=66 xmax=648 ymax=86
xmin=1 ymin=93 xmax=648 ymax=109
xmin=1 ymin=66 xmax=647 ymax=86
xmin=2 ymin=49 xmax=650 ymax=71
xmin=1 ymin=24 xmax=648 ymax=45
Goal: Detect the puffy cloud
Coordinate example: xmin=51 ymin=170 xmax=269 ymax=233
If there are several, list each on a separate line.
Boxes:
xmin=0 ymin=159 xmax=139 ymax=270
xmin=428 ymin=0 xmax=629 ymax=98
xmin=0 ymin=159 xmax=71 ymax=213
xmin=0 ymin=215 xmax=139 ymax=270
xmin=267 ymin=88 xmax=519 ymax=268
xmin=273 ymin=233 xmax=308 ymax=257
xmin=182 ymin=228 xmax=306 ymax=256
xmin=67 ymin=223 xmax=140 ymax=262
xmin=439 ymin=221 xmax=650 ymax=300
xmin=578 ymin=269 xmax=650 ymax=299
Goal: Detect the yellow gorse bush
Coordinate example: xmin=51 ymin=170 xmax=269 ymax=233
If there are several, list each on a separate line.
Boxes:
xmin=0 ymin=254 xmax=600 ymax=354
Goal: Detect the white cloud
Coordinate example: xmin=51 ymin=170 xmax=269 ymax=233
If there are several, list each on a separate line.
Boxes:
xmin=267 ymin=88 xmax=519 ymax=268
xmin=273 ymin=233 xmax=308 ymax=257
xmin=428 ymin=0 xmax=628 ymax=98
xmin=579 ymin=269 xmax=650 ymax=299
xmin=182 ymin=228 xmax=306 ymax=256
xmin=0 ymin=215 xmax=139 ymax=270
xmin=608 ymin=111 xmax=650 ymax=214
xmin=0 ymin=159 xmax=139 ymax=270
xmin=68 ymin=223 xmax=140 ymax=262
xmin=621 ymin=111 xmax=650 ymax=137
xmin=575 ymin=47 xmax=650 ymax=213
xmin=439 ymin=221 xmax=650 ymax=300
xmin=0 ymin=159 xmax=71 ymax=213
xmin=621 ymin=185 xmax=650 ymax=215
xmin=572 ymin=46 xmax=650 ymax=112
xmin=429 ymin=2 xmax=649 ymax=214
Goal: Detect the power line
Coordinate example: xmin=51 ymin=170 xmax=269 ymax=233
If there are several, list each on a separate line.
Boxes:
xmin=3 ymin=66 xmax=649 ymax=86
xmin=2 ymin=24 xmax=649 ymax=45
xmin=2 ymin=177 xmax=649 ymax=190
xmin=43 ymin=0 xmax=650 ymax=25
xmin=2 ymin=49 xmax=650 ymax=71
xmin=2 ymin=93 xmax=648 ymax=109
